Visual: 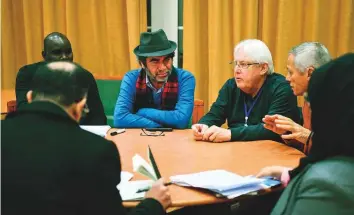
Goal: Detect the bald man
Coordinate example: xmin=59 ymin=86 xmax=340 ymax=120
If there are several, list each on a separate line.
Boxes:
xmin=15 ymin=32 xmax=106 ymax=125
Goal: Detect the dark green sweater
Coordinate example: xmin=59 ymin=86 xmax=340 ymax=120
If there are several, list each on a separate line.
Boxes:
xmin=199 ymin=73 xmax=300 ymax=142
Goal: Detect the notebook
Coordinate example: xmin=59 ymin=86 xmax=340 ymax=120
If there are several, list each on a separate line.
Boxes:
xmin=117 ymin=146 xmax=162 ymax=201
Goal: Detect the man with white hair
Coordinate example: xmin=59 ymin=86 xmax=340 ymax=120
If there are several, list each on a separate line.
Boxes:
xmin=192 ymin=39 xmax=300 ymax=143
xmin=263 ymin=42 xmax=331 ymax=154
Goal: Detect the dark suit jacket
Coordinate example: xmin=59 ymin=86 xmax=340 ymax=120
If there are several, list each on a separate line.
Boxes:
xmin=15 ymin=61 xmax=107 ymax=125
xmin=272 ymin=156 xmax=354 ymax=215
xmin=1 ymin=101 xmax=164 ymax=215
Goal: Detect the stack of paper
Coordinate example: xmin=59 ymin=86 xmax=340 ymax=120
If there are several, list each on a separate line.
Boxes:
xmin=120 ymin=171 xmax=134 ymax=182
xmin=117 ymin=147 xmax=162 ymax=201
xmin=170 ymin=170 xmax=280 ymax=199
xmin=80 ymin=125 xmax=111 ymax=137
xmin=116 ymin=171 xmax=151 ymax=201
xmin=117 ymin=180 xmax=154 ymax=201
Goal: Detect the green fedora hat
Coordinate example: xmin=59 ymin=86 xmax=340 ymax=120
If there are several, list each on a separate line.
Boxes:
xmin=134 ymin=29 xmax=177 ymax=57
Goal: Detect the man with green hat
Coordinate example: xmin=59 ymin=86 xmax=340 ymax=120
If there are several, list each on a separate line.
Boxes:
xmin=114 ymin=29 xmax=195 ymax=128
xmin=15 ymin=32 xmax=106 ymax=125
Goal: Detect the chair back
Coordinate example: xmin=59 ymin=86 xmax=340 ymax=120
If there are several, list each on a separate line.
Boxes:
xmin=192 ymin=99 xmax=204 ymax=125
xmin=95 ymin=76 xmax=122 ymax=127
xmin=95 ymin=76 xmax=204 ymax=128
xmin=7 ymin=100 xmax=17 ymax=113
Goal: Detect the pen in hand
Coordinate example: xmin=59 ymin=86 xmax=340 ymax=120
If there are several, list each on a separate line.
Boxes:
xmin=136 ymin=182 xmax=173 ymax=193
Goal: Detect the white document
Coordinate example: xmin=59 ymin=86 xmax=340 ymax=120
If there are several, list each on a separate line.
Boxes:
xmin=170 ymin=169 xmax=264 ymax=192
xmin=80 ymin=125 xmax=111 ymax=137
xmin=120 ymin=171 xmax=134 ymax=183
xmin=117 ymin=180 xmax=154 ymax=201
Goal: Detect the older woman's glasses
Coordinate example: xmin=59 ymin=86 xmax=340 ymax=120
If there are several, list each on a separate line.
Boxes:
xmin=229 ymin=61 xmax=260 ymax=69
xmin=140 ymin=129 xmax=165 ymax=137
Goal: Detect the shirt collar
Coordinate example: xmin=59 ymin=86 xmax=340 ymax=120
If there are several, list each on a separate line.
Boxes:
xmin=145 ymin=72 xmax=166 ymax=92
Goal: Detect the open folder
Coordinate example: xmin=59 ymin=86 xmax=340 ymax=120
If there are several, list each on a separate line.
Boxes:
xmin=117 ymin=146 xmax=161 ymax=201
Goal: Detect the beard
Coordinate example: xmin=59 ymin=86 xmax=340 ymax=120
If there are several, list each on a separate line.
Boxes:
xmin=145 ymin=68 xmax=171 ymax=83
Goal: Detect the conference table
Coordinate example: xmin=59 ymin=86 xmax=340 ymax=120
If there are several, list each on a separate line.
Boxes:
xmin=107 ymin=129 xmax=304 ymax=208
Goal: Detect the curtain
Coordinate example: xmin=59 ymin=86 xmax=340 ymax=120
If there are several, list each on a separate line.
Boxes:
xmin=184 ymin=0 xmax=354 ymax=110
xmin=1 ymin=0 xmax=147 ymax=89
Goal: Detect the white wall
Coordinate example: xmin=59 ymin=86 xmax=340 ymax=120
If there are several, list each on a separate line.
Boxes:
xmin=151 ymin=0 xmax=178 ymax=66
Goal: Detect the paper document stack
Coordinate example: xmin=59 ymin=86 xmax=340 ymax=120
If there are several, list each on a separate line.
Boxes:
xmin=170 ymin=169 xmax=280 ymax=199
xmin=80 ymin=125 xmax=111 ymax=137
xmin=117 ymin=180 xmax=154 ymax=201
xmin=117 ymin=146 xmax=161 ymax=201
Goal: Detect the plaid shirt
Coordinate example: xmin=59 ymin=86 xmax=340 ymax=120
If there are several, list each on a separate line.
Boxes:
xmin=145 ymin=73 xmax=165 ymax=108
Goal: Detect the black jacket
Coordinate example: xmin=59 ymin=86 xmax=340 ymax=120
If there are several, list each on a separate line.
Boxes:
xmin=1 ymin=101 xmax=164 ymax=215
xmin=15 ymin=61 xmax=107 ymax=125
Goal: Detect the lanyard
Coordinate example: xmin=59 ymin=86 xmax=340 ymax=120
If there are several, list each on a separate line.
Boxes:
xmin=243 ymin=86 xmax=264 ymax=126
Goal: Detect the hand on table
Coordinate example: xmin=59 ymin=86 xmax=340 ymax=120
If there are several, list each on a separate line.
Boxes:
xmin=192 ymin=124 xmax=209 ymax=140
xmin=256 ymin=166 xmax=289 ymax=181
xmin=202 ymin=125 xmax=231 ymax=143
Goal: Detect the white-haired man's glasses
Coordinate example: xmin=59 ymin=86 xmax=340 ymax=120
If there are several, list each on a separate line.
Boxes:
xmin=230 ymin=61 xmax=260 ymax=69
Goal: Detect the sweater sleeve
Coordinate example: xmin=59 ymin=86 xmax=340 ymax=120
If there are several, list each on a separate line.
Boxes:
xmin=198 ymin=80 xmax=230 ymax=127
xmin=289 ymin=177 xmax=352 ymax=215
xmin=135 ymin=71 xmax=195 ymax=129
xmin=280 ymin=169 xmax=291 ymax=187
xmin=113 ymin=71 xmax=162 ymax=128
